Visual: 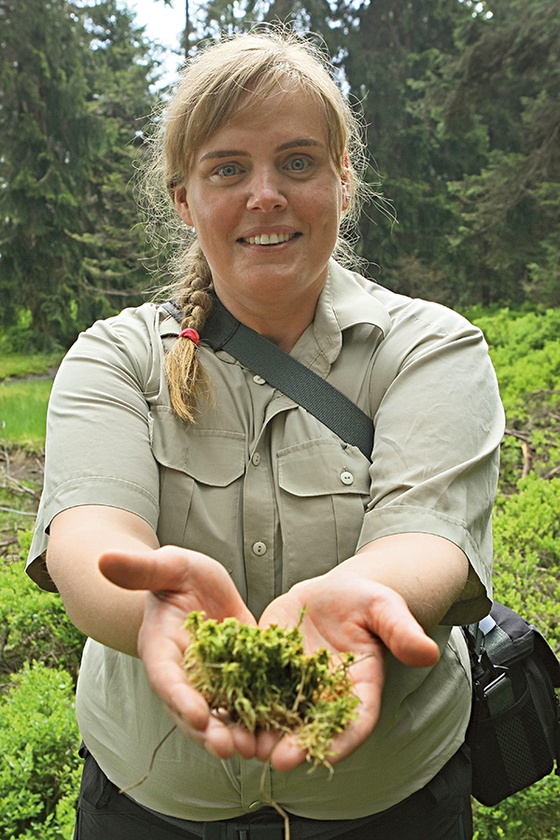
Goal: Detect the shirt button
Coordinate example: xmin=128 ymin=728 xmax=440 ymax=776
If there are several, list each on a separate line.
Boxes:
xmin=252 ymin=541 xmax=267 ymax=556
xmin=253 ymin=375 xmax=266 ymax=385
xmin=340 ymin=470 xmax=354 ymax=485
xmin=252 ymin=452 xmax=261 ymax=466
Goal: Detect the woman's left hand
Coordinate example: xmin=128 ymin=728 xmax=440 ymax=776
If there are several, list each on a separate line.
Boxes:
xmin=254 ymin=571 xmax=440 ymax=771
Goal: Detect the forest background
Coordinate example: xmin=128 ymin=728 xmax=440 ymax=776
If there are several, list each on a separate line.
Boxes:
xmin=0 ymin=0 xmax=559 ymax=838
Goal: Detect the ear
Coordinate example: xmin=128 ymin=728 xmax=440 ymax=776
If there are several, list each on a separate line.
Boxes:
xmin=174 ymin=185 xmax=194 ymax=227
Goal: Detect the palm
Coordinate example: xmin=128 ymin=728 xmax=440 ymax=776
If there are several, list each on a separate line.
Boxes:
xmin=256 ymin=575 xmax=438 ymax=770
xmin=99 ymin=546 xmax=257 ymax=759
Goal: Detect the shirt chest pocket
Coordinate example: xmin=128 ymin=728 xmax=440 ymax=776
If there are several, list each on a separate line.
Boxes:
xmin=276 ymin=441 xmax=371 ymax=590
xmin=150 ymin=407 xmax=246 ymax=568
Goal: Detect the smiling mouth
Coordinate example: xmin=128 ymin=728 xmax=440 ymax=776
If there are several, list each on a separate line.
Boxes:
xmin=240 ymin=232 xmax=299 ymax=246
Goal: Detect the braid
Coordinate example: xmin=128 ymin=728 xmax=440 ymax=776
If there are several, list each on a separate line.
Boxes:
xmin=164 ymin=245 xmax=214 ymax=423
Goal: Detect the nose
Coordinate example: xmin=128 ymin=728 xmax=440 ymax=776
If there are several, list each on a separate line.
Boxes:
xmin=246 ymin=167 xmax=287 ymax=212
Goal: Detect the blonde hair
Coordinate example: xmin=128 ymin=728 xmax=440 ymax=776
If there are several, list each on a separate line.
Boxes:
xmin=144 ymin=28 xmax=367 ymax=422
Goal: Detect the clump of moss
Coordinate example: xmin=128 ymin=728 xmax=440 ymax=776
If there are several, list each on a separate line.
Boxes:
xmin=183 ymin=611 xmax=359 ymax=769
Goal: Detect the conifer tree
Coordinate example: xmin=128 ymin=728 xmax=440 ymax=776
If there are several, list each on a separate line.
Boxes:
xmin=0 ymin=0 xmax=158 ymax=348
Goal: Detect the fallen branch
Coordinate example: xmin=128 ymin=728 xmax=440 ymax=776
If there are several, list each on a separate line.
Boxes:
xmin=520 ymin=441 xmax=532 ymax=479
xmin=2 ymin=475 xmax=40 ymax=498
xmin=0 ymin=506 xmax=36 ymax=517
xmin=504 ymin=428 xmax=531 ymax=442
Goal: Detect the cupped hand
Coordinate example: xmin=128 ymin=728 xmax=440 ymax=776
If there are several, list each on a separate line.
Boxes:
xmin=254 ymin=573 xmax=440 ymax=771
xmin=98 ymin=546 xmax=257 ymax=760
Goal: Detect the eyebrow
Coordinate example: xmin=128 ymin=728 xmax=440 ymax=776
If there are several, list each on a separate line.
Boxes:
xmin=199 ymin=138 xmax=323 ymax=163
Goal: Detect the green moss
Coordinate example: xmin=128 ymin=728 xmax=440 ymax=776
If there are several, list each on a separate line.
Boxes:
xmin=183 ymin=611 xmax=359 ymax=770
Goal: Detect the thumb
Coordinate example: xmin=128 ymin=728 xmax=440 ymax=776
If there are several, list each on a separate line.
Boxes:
xmin=99 ymin=548 xmax=257 ymax=627
xmin=98 ymin=546 xmax=202 ymax=592
xmin=367 ymin=586 xmax=440 ymax=668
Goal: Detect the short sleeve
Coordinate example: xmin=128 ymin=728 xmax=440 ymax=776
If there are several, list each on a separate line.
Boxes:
xmin=358 ymin=301 xmax=505 ymax=624
xmin=26 ymin=305 xmax=164 ymax=591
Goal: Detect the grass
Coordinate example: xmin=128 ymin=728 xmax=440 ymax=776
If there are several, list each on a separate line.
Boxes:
xmin=0 ymin=352 xmax=62 ymax=382
xmin=0 ymin=379 xmax=52 ymax=448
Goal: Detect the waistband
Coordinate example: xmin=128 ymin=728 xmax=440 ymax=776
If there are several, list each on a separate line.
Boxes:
xmin=80 ymin=742 xmax=470 ymax=840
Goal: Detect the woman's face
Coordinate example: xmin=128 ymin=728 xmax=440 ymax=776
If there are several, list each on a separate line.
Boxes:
xmin=174 ymin=87 xmax=349 ymax=326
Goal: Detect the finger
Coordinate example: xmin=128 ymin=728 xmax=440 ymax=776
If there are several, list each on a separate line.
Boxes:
xmin=229 ymin=724 xmax=258 ymax=759
xmin=147 ymin=655 xmax=240 ymax=760
xmin=100 ymin=549 xmax=257 ymax=626
xmin=203 ymin=715 xmax=238 ymax=759
xmin=147 ymin=655 xmax=210 ymax=732
xmin=99 ymin=549 xmax=190 ymax=591
xmin=138 ymin=610 xmax=210 ymax=730
xmin=268 ymin=733 xmax=308 ymax=771
xmin=368 ymin=588 xmax=440 ymax=668
xmin=254 ymin=729 xmax=283 ymax=762
xmin=164 ymin=704 xmax=236 ymax=760
xmin=100 ymin=545 xmax=239 ymax=594
xmin=140 ymin=613 xmax=254 ymax=760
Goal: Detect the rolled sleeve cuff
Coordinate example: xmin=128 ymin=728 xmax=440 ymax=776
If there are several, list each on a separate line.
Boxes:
xmin=26 ymin=477 xmax=159 ymax=592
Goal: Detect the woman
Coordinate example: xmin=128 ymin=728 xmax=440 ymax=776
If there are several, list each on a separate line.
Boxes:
xmin=27 ymin=29 xmax=504 ymax=840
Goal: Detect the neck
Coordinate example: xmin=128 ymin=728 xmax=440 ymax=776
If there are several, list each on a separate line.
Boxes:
xmin=214 ymin=291 xmax=320 ymax=353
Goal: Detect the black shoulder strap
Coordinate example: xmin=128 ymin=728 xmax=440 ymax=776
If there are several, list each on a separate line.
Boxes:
xmin=162 ymin=297 xmax=374 ymax=458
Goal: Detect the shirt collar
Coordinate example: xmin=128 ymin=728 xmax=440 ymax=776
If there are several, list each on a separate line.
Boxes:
xmin=309 ymin=259 xmax=391 ymax=365
xmin=158 ymin=259 xmax=392 ymax=365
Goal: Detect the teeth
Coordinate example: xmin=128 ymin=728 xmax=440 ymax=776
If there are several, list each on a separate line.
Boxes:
xmin=244 ymin=233 xmax=294 ymax=245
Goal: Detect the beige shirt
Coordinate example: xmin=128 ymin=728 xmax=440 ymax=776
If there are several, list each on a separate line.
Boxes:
xmin=28 ymin=260 xmax=504 ymax=820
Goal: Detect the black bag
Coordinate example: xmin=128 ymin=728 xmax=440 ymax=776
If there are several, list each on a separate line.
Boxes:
xmin=463 ymin=601 xmax=560 ymax=806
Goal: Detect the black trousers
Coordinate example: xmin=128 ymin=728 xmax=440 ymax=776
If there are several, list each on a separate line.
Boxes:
xmin=73 ymin=745 xmax=473 ymax=840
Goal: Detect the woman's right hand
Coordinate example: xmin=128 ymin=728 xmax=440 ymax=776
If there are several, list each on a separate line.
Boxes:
xmin=99 ymin=545 xmax=258 ymax=760
xmin=48 ymin=506 xmax=257 ymax=759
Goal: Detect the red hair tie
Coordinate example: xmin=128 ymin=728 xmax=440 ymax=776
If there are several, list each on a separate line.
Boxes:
xmin=178 ymin=328 xmax=200 ymax=345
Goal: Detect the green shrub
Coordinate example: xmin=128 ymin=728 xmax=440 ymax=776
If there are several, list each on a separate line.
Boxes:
xmin=491 ymin=345 xmax=560 ymax=419
xmin=0 ymin=661 xmax=81 ymax=839
xmin=0 ymin=552 xmax=85 ymax=681
xmin=478 ymin=474 xmax=560 ymax=839
xmin=472 ymin=308 xmax=560 ymax=415
xmin=471 ymin=308 xmax=560 ymax=359
xmin=498 ymin=392 xmax=560 ymax=491
xmin=473 ymin=774 xmax=560 ymax=840
xmin=492 ymin=476 xmax=560 ymax=647
xmin=471 ymin=308 xmax=560 ymax=491
xmin=0 ymin=314 xmax=63 ymax=356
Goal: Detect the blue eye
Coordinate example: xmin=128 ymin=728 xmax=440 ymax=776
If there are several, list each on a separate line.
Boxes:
xmin=217 ymin=163 xmax=241 ymax=177
xmin=287 ymin=157 xmax=309 ymax=172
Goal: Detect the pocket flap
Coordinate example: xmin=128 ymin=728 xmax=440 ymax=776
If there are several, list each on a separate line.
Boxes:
xmin=278 ymin=440 xmax=370 ymax=497
xmin=151 ymin=406 xmax=246 ymax=486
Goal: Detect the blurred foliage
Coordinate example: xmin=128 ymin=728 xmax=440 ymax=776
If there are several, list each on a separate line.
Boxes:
xmin=471 ymin=308 xmax=560 ymax=491
xmin=492 ymin=476 xmax=560 ymax=649
xmin=1 ymin=0 xmax=559 ymax=351
xmin=0 ymin=552 xmax=85 ymax=684
xmin=0 ymin=355 xmax=62 ymax=383
xmin=0 ymin=662 xmax=81 ymax=840
xmin=0 ymin=380 xmax=54 ymax=449
xmin=472 ymin=773 xmax=560 ymax=840
xmin=0 ymin=0 xmax=159 ymax=350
